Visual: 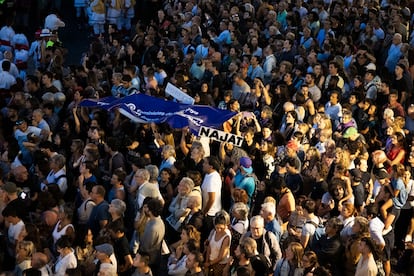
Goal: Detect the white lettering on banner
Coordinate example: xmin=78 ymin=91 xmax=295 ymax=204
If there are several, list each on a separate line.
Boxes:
xmin=198 ymin=126 xmax=244 ymax=147
xmin=165 ymin=82 xmax=195 ymax=104
xmin=123 ymin=103 xmax=205 ymax=126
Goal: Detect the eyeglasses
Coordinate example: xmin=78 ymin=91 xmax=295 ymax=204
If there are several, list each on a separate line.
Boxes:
xmin=251 ymin=226 xmax=262 ymax=230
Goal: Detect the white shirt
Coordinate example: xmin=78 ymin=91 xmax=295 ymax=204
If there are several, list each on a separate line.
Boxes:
xmin=14 ymin=125 xmax=42 ymax=140
xmin=54 ymin=249 xmax=77 ymax=276
xmin=44 ymin=14 xmax=65 ymax=31
xmin=0 ymin=25 xmax=15 ymax=43
xmin=369 ymin=217 xmax=385 ymax=246
xmin=0 ymin=70 xmax=16 ymax=89
xmin=44 ymin=168 xmax=67 ymax=194
xmin=0 ymin=59 xmax=19 ymax=78
xmin=8 ymin=219 xmax=25 ymax=244
xmin=201 ymin=170 xmax=222 ymax=216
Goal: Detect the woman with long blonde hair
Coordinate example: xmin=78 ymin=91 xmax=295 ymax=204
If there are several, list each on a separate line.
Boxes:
xmin=274 ymin=241 xmax=304 ymax=276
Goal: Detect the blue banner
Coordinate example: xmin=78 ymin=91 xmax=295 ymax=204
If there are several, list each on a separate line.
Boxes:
xmin=80 ymin=94 xmax=237 ymax=134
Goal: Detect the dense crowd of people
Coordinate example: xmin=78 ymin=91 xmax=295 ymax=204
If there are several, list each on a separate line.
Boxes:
xmin=0 ymin=0 xmax=414 ymax=275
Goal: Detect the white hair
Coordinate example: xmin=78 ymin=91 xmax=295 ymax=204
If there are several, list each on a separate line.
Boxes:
xmin=261 ymin=202 xmax=276 ymax=217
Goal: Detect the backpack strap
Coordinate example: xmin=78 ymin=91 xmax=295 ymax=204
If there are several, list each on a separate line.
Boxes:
xmin=84 ymin=198 xmax=94 ymax=211
xmin=55 ymin=174 xmax=67 ymax=183
xmin=306 ymin=218 xmax=319 ymax=229
xmin=264 ymin=230 xmax=276 ymax=264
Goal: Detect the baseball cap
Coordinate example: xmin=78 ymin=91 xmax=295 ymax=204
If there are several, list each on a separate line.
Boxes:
xmin=239 ymin=156 xmax=253 ymax=174
xmin=15 ymin=118 xmax=27 ymax=126
xmin=365 ymin=63 xmax=376 ymax=71
xmin=95 ymin=243 xmax=114 ymax=256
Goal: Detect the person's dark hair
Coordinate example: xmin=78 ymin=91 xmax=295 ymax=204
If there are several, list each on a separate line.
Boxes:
xmin=272 ymin=175 xmax=287 ymax=190
xmin=328 ymin=178 xmax=344 ymax=196
xmin=306 ymin=72 xmax=316 ymax=80
xmin=56 ymin=235 xmax=72 ymax=249
xmin=65 ymin=267 xmax=82 ymax=276
xmin=82 ymin=160 xmax=96 ymax=173
xmin=205 ymin=156 xmax=221 ymax=172
xmin=43 ymin=71 xmax=54 ymax=80
xmin=389 ymin=89 xmax=398 ymax=96
xmin=146 ymin=198 xmax=164 ymax=217
xmin=73 ymin=227 xmax=92 ymax=249
xmin=22 ymin=268 xmax=42 ymax=276
xmin=304 ymin=250 xmax=319 ymax=268
xmin=302 ymin=199 xmax=316 ymax=214
xmin=186 ymin=170 xmax=202 ymax=186
xmin=113 ymin=168 xmax=126 ymax=183
xmin=286 ymin=110 xmax=298 ymax=122
xmin=137 ymin=252 xmax=151 ymax=266
xmin=211 ymin=61 xmax=221 ymax=71
xmin=107 ymin=218 xmax=125 ymax=233
xmin=327 ymin=217 xmax=343 ymax=233
xmin=173 ymin=160 xmax=186 ymax=172
xmin=38 ymin=141 xmax=57 ymax=152
xmin=213 ymin=211 xmax=228 ymax=226
xmin=84 ymin=181 xmax=96 ymax=194
xmin=2 ymin=60 xmax=11 ymax=71
xmin=190 ymin=251 xmax=204 ymax=265
xmin=2 ymin=205 xmax=19 ymax=218
xmin=312 ymin=266 xmax=332 ymax=276
xmin=277 ymin=83 xmax=290 ymax=102
xmin=26 ymin=75 xmax=40 ymax=85
xmin=253 ymin=55 xmax=262 ymax=63
xmin=94 ymin=185 xmax=106 ymax=198
xmin=186 ymin=238 xmax=200 ymax=252
xmin=236 ymin=266 xmax=251 ymax=276
xmin=360 ymin=236 xmax=381 ymax=260
xmin=106 ymin=137 xmax=120 ymax=152
xmin=42 ymin=102 xmax=54 ymax=111
xmin=365 ymin=204 xmax=378 ymax=217
xmin=381 ymin=79 xmax=390 ymax=88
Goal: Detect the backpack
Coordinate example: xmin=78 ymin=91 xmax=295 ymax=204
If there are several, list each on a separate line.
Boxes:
xmin=306 ymin=217 xmax=326 ymax=245
xmin=47 ymin=174 xmax=67 ymax=194
xmin=250 ymin=253 xmax=272 ymax=276
xmin=245 ymin=173 xmax=260 ymax=216
xmin=263 ymin=230 xmax=278 ymax=269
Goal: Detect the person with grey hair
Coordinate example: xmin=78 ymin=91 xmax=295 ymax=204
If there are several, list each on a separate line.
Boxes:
xmin=230 ymin=202 xmax=249 ymax=252
xmin=132 ymin=168 xmax=163 ymax=211
xmin=166 ymin=177 xmax=194 ymax=241
xmin=42 ymin=154 xmax=67 ymax=194
xmin=159 ymin=144 xmax=176 ymax=173
xmin=32 ymin=108 xmax=51 ymax=134
xmin=52 ymin=203 xmax=75 ymax=246
xmin=145 ymin=164 xmax=159 ymax=183
xmin=261 ymin=201 xmax=282 ymax=242
xmin=145 ymin=164 xmax=165 ymax=205
xmin=109 ymin=198 xmax=127 ymax=223
xmin=242 ymin=215 xmax=282 ymax=270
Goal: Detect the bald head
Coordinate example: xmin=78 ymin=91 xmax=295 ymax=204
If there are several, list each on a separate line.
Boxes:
xmin=12 ymin=165 xmax=29 ymax=182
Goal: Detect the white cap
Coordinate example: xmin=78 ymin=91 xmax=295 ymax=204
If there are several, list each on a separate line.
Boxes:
xmin=366 ymin=63 xmax=376 ymax=71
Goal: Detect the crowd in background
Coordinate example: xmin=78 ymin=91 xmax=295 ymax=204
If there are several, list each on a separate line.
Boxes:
xmin=0 ymin=0 xmax=414 ymax=275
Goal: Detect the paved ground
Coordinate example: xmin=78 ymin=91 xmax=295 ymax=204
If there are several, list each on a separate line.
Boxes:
xmin=56 ymin=1 xmax=90 ymax=65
